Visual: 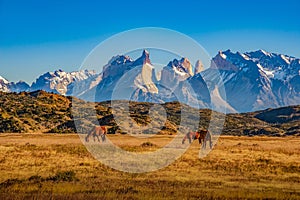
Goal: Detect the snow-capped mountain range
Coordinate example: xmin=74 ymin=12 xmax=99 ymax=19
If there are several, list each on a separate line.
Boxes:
xmin=30 ymin=69 xmax=99 ymax=95
xmin=203 ymin=50 xmax=300 ymax=112
xmin=0 ymin=75 xmax=30 ymax=93
xmin=0 ymin=69 xmax=99 ymax=95
xmin=1 ymin=49 xmax=299 ymax=113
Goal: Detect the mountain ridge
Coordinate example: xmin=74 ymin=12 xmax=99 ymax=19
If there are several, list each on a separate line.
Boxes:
xmin=1 ymin=49 xmax=299 ymax=113
xmin=207 ymin=49 xmax=300 ymax=112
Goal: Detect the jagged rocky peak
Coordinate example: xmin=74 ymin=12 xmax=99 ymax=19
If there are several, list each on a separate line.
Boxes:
xmin=211 ymin=50 xmax=239 ymax=71
xmin=109 ymin=55 xmax=133 ymax=66
xmin=102 ymin=50 xmax=152 ymax=79
xmin=166 ymin=57 xmax=193 ymax=76
xmin=220 ymin=49 xmax=250 ymax=62
xmin=246 ymin=49 xmax=273 ymax=58
xmin=218 ymin=49 xmax=241 ymax=58
xmin=194 ymin=60 xmax=204 ymax=74
xmin=180 ymin=57 xmax=193 ymax=76
xmin=102 ymin=55 xmax=133 ymax=79
xmin=246 ymin=49 xmax=299 ymax=69
xmin=136 ymin=50 xmax=158 ymax=94
xmin=159 ymin=57 xmax=193 ymax=90
xmin=142 ymin=49 xmax=150 ymax=60
xmin=133 ymin=49 xmax=152 ymax=66
xmin=0 ymin=75 xmax=30 ymax=93
xmin=9 ymin=81 xmax=30 ymax=93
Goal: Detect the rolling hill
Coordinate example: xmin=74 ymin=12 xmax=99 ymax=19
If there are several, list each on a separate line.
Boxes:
xmin=0 ymin=91 xmax=299 ymax=136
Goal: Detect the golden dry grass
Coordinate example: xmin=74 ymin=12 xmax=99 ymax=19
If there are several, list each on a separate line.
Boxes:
xmin=0 ymin=134 xmax=299 ymax=199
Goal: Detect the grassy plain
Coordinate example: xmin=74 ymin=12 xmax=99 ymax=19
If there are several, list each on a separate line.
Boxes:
xmin=0 ymin=134 xmax=299 ymax=199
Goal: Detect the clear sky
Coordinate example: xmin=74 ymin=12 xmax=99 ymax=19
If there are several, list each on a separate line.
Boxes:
xmin=0 ymin=0 xmax=300 ymax=83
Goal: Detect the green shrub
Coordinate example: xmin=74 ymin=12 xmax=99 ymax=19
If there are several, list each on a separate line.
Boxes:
xmin=47 ymin=170 xmax=78 ymax=182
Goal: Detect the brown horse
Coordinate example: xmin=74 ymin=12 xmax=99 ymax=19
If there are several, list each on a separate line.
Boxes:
xmin=182 ymin=130 xmax=212 ymax=149
xmin=85 ymin=126 xmax=107 ymax=142
xmin=199 ymin=130 xmax=212 ymax=149
xmin=182 ymin=131 xmax=199 ymax=144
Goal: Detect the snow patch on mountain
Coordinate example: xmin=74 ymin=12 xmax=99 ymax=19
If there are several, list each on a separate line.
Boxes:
xmin=0 ymin=76 xmax=9 ymax=84
xmin=220 ymin=52 xmax=227 ymax=59
xmin=260 ymin=49 xmax=271 ymax=56
xmin=280 ymin=54 xmax=290 ymax=65
xmin=256 ymin=63 xmax=275 ymax=78
xmin=240 ymin=53 xmax=250 ymax=60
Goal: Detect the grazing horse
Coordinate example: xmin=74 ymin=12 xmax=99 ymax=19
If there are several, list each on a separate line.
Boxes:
xmin=182 ymin=131 xmax=200 ymax=144
xmin=85 ymin=126 xmax=107 ymax=143
xmin=182 ymin=130 xmax=212 ymax=149
xmin=198 ymin=130 xmax=212 ymax=149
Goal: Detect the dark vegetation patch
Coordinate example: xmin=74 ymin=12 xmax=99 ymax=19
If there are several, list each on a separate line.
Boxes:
xmin=0 ymin=170 xmax=78 ymax=189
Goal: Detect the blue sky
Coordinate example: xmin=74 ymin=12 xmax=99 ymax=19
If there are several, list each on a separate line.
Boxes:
xmin=0 ymin=0 xmax=300 ymax=83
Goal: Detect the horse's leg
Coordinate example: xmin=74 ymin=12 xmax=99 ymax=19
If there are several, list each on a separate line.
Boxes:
xmin=96 ymin=134 xmax=101 ymax=142
xmin=95 ymin=129 xmax=101 ymax=142
xmin=202 ymin=136 xmax=206 ymax=149
xmin=85 ymin=130 xmax=92 ymax=142
xmin=204 ymin=132 xmax=211 ymax=149
xmin=188 ymin=135 xmax=192 ymax=144
xmin=182 ymin=134 xmax=187 ymax=144
xmin=85 ymin=134 xmax=89 ymax=142
xmin=99 ymin=128 xmax=106 ymax=142
xmin=92 ymin=131 xmax=97 ymax=142
xmin=101 ymin=134 xmax=106 ymax=142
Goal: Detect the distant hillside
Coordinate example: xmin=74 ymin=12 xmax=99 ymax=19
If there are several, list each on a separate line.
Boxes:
xmin=0 ymin=91 xmax=299 ymax=136
xmin=224 ymin=107 xmax=300 ymax=136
